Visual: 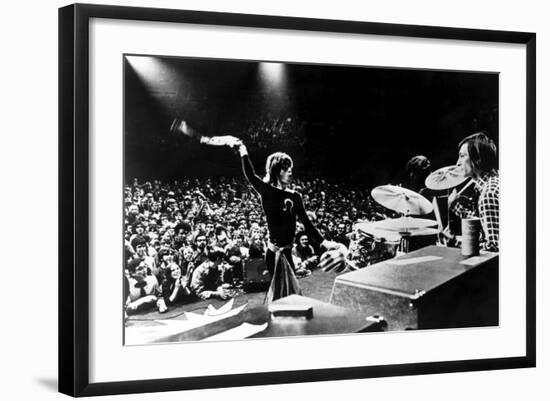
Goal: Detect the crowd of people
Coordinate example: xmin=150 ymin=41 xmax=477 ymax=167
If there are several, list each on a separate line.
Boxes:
xmin=123 ymin=175 xmax=390 ymax=315
xmin=243 ymin=114 xmax=306 ymax=151
xmin=220 ymin=113 xmax=305 ymax=150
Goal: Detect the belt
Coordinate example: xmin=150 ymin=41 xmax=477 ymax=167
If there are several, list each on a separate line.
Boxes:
xmin=267 ymin=241 xmax=293 ymax=253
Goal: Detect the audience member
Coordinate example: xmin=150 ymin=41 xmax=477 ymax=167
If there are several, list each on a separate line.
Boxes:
xmin=125 ymin=258 xmax=161 ymax=314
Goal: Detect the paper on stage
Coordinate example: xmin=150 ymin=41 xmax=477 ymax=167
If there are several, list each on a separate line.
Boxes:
xmin=185 ymin=302 xmax=245 ymax=322
xmin=205 ymin=299 xmax=234 ymax=316
xmin=202 ymin=322 xmax=268 ymax=341
xmin=460 ymin=255 xmax=491 ymax=266
xmin=125 ymin=302 xmax=247 ymax=345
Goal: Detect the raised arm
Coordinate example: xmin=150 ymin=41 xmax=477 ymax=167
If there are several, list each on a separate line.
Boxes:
xmin=171 ymin=119 xmax=266 ymax=193
xmin=170 ymin=119 xmax=238 ymax=147
xmin=237 ymin=143 xmax=268 ymax=194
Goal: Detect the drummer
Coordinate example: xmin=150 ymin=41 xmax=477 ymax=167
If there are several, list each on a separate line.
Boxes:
xmin=404 ymin=155 xmax=437 ymax=220
xmin=449 ymin=132 xmax=499 ymax=252
xmin=405 ymin=155 xmax=433 ymax=198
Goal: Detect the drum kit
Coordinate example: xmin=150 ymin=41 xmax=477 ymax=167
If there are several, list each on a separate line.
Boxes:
xmin=350 ymin=165 xmax=468 ymax=267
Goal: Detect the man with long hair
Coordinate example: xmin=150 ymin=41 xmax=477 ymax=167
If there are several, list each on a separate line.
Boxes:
xmin=170 ymin=119 xmax=347 ymax=301
xmin=450 ymin=132 xmax=499 ymax=251
xmin=405 ymin=155 xmax=432 ymax=194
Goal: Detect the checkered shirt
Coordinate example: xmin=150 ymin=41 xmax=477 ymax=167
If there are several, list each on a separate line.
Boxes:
xmin=451 ymin=173 xmax=499 ymax=252
xmin=476 ymin=173 xmax=499 ymax=252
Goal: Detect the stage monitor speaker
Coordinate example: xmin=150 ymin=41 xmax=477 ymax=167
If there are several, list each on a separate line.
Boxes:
xmin=330 ymin=246 xmax=498 ymax=331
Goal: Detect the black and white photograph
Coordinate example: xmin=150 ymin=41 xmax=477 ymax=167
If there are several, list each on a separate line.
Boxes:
xmin=0 ymin=0 xmax=543 ymax=399
xmin=123 ymin=55 xmax=500 ymax=345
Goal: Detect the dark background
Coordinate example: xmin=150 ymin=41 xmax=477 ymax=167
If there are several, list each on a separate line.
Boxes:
xmin=124 ymin=55 xmax=498 ymax=187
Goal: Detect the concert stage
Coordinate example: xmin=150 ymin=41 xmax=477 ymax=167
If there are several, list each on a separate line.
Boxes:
xmin=125 ymin=245 xmax=498 ymax=344
xmin=124 ymin=268 xmax=341 ymax=344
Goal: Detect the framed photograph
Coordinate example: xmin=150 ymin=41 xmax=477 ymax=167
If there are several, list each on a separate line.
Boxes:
xmin=59 ymin=3 xmax=536 ymax=397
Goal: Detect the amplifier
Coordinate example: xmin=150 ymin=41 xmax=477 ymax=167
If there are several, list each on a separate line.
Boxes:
xmin=330 ymin=246 xmax=498 ymax=330
xmin=243 ymin=258 xmax=271 ymax=292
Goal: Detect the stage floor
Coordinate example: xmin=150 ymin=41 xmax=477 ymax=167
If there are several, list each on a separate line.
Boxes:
xmin=124 ymin=268 xmax=340 ymax=337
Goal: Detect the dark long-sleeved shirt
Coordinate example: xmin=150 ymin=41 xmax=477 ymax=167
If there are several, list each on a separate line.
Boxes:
xmin=241 ymin=154 xmax=323 ymax=247
xmin=160 ymin=277 xmax=191 ymax=305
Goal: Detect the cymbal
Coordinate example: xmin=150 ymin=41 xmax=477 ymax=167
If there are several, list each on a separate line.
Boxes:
xmin=425 ymin=165 xmax=467 ymax=190
xmin=354 ymin=221 xmax=402 ymax=242
xmin=407 ymin=227 xmax=439 ymax=236
xmin=371 ymin=185 xmax=433 ymax=215
xmin=374 ymin=217 xmax=438 ymax=232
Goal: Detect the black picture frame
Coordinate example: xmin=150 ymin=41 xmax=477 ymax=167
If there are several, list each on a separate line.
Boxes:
xmin=59 ymin=3 xmax=536 ymax=397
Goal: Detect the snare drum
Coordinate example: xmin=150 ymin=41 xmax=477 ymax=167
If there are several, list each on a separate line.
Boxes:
xmin=350 ymin=222 xmax=401 ymax=267
xmin=351 ymin=235 xmax=400 ymax=268
xmin=351 ymin=222 xmax=439 ymax=267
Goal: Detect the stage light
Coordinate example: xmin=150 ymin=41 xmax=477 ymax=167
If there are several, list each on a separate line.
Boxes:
xmin=126 ymin=56 xmax=163 ymax=81
xmin=125 ymin=56 xmax=178 ymax=112
xmin=259 ymin=62 xmax=286 ymax=88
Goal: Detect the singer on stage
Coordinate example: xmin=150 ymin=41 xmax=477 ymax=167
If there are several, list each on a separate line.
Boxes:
xmin=170 ymin=120 xmax=347 ymax=301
